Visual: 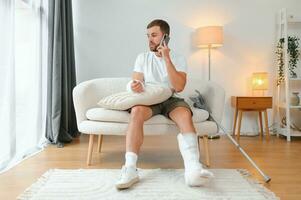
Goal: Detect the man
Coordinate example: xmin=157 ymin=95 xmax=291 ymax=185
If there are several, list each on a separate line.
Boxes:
xmin=115 ymin=19 xmax=213 ymax=189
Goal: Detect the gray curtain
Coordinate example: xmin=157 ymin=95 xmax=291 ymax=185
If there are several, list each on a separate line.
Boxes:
xmin=46 ymin=0 xmax=78 ymax=147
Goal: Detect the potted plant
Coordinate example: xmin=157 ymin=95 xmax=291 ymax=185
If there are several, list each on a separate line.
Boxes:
xmin=288 ymin=36 xmax=300 ymax=78
xmin=276 ymin=38 xmax=285 ymax=86
xmin=276 ymin=36 xmax=300 ymax=85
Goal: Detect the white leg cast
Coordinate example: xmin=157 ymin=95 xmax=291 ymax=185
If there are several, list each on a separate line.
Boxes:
xmin=177 ymin=132 xmax=214 ymax=186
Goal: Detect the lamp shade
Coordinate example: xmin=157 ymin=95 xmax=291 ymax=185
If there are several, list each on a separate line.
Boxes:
xmin=195 ymin=26 xmax=224 ymax=48
xmin=252 ymin=72 xmax=268 ymax=90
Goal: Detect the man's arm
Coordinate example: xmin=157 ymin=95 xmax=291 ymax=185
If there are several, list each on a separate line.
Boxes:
xmin=132 ymin=72 xmax=144 ymax=82
xmin=157 ymin=43 xmax=186 ymax=92
xmin=164 ymin=59 xmax=186 ymax=92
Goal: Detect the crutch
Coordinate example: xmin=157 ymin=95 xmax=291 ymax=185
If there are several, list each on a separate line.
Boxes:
xmin=209 ymin=114 xmax=271 ymax=183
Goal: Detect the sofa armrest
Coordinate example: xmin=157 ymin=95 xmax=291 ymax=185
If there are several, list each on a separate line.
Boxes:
xmin=73 ymin=80 xmax=99 ymax=126
xmin=73 ymin=77 xmax=131 ymax=127
xmin=201 ymin=81 xmax=225 ymax=125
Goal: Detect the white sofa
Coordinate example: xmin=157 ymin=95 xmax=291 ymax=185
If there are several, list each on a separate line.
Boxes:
xmin=73 ymin=77 xmax=225 ymax=166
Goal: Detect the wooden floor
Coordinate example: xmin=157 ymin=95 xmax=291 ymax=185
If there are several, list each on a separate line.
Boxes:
xmin=0 ymin=134 xmax=300 ymax=200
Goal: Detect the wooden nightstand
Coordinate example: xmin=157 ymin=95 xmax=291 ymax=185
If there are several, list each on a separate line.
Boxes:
xmin=231 ymin=96 xmax=273 ymax=140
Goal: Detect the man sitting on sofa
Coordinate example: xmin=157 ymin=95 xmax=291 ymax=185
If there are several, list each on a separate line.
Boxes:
xmin=115 ymin=19 xmax=213 ymax=189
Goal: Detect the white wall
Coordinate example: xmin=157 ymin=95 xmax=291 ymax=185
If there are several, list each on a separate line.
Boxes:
xmin=72 ymin=0 xmax=301 ymax=134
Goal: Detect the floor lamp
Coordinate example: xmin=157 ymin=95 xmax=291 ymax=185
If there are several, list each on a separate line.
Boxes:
xmin=195 ymin=26 xmax=224 ymax=81
xmin=195 ymin=26 xmax=224 ymax=139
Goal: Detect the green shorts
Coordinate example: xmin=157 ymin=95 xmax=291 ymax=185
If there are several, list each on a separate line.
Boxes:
xmin=127 ymin=96 xmax=193 ymax=119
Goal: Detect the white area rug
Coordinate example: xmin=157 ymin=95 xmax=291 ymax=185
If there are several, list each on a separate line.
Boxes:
xmin=18 ymin=169 xmax=278 ymax=200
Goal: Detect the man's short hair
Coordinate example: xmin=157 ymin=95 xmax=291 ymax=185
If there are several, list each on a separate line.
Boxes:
xmin=147 ymin=19 xmax=170 ymax=35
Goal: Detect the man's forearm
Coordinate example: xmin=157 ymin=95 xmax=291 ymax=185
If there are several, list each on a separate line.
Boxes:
xmin=164 ymin=57 xmax=186 ymax=92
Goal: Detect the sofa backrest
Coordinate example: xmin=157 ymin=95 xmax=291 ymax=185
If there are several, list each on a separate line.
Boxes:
xmin=180 ymin=78 xmax=225 ymax=124
xmin=73 ymin=77 xmax=225 ymax=125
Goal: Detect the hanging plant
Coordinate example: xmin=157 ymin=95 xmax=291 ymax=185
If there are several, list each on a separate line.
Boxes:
xmin=276 ymin=36 xmax=300 ymax=86
xmin=288 ymin=36 xmax=300 ymax=78
xmin=276 ymin=38 xmax=285 ymax=86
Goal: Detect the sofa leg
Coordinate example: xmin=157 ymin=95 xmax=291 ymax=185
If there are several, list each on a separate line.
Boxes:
xmin=201 ymin=135 xmax=210 ymax=167
xmin=87 ymin=134 xmax=94 ymax=166
xmin=198 ymin=136 xmax=202 ymax=161
xmin=97 ymin=134 xmax=103 ymax=153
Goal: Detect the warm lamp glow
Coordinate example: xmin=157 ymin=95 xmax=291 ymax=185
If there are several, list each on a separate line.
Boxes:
xmin=195 ymin=26 xmax=224 ymax=48
xmin=194 ymin=26 xmax=224 ymax=81
xmin=252 ymin=72 xmax=268 ymax=90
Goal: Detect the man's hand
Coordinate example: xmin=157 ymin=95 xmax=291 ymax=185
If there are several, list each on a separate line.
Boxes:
xmin=131 ymin=80 xmax=144 ymax=93
xmin=157 ymin=41 xmax=170 ymax=59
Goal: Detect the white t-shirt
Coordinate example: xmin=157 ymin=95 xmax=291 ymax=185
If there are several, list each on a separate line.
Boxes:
xmin=133 ymin=51 xmax=187 ymax=95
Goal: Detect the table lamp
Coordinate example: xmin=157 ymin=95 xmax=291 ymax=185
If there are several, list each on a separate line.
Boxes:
xmin=195 ymin=26 xmax=224 ymax=80
xmin=252 ymin=72 xmax=268 ymax=96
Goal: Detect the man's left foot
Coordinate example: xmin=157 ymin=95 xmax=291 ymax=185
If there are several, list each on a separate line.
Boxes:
xmin=185 ymin=168 xmax=214 ymax=187
xmin=115 ymin=165 xmax=139 ymax=190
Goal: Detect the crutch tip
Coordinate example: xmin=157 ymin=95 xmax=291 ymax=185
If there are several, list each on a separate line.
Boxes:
xmin=264 ymin=176 xmax=271 ymax=183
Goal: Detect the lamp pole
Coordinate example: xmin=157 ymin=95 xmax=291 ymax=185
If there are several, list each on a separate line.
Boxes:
xmin=207 ymin=44 xmax=221 ymax=139
xmin=208 ymin=44 xmax=211 ymax=81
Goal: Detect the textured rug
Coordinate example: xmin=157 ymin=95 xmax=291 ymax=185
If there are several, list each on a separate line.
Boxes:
xmin=18 ymin=169 xmax=278 ymax=200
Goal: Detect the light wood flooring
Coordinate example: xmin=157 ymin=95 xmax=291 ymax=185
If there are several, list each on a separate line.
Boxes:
xmin=0 ymin=134 xmax=300 ymax=200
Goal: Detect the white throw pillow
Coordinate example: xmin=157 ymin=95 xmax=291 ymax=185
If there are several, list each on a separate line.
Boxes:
xmin=97 ymin=84 xmax=173 ymax=110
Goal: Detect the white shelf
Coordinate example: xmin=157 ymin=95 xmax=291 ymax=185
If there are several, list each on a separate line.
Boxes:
xmin=289 ymin=78 xmax=301 ymax=81
xmin=278 ymin=127 xmax=301 ymax=137
xmin=275 ymin=8 xmax=301 ymax=142
xmin=287 ymin=15 xmax=301 ymax=23
xmin=278 ymin=102 xmax=301 ymax=109
xmin=281 ymin=17 xmax=301 ymax=24
xmin=290 ymin=105 xmax=301 ymax=109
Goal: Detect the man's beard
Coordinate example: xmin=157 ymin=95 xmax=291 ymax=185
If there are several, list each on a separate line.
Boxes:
xmin=149 ymin=43 xmax=160 ymax=52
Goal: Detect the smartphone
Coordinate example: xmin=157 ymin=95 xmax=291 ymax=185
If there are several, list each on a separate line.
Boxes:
xmin=160 ymin=34 xmax=170 ymax=46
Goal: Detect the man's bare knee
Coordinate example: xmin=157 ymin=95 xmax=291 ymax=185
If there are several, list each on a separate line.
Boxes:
xmin=130 ymin=105 xmax=152 ymax=121
xmin=131 ymin=105 xmax=149 ymax=115
xmin=169 ymin=107 xmax=196 ymax=133
xmin=169 ymin=107 xmax=192 ymax=120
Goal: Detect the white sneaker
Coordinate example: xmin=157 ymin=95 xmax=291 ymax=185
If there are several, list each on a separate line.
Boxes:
xmin=185 ymin=168 xmax=214 ymax=187
xmin=115 ymin=165 xmax=139 ymax=189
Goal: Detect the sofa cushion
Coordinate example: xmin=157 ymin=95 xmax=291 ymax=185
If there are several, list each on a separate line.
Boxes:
xmin=97 ymin=84 xmax=173 ymax=110
xmin=79 ymin=120 xmax=218 ymax=136
xmin=86 ymin=107 xmax=209 ymax=125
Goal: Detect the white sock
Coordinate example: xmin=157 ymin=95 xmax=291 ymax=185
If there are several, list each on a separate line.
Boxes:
xmin=125 ymin=152 xmax=138 ymax=168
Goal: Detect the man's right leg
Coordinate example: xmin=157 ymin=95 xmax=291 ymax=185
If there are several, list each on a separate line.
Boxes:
xmin=116 ymin=105 xmax=153 ymax=189
xmin=126 ymin=105 xmax=153 ymax=154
